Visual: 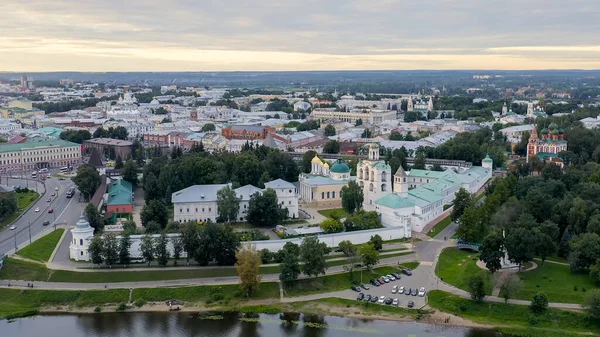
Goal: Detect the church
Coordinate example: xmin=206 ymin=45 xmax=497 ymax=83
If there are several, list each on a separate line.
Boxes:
xmin=527 ymin=123 xmax=568 ymax=167
xmin=298 ymin=155 xmax=354 ymax=208
xmin=358 ymin=144 xmax=492 ymax=233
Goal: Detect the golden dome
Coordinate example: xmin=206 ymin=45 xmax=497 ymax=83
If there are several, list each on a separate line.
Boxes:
xmin=324 ymin=162 xmax=330 ymax=168
xmin=311 ymin=154 xmax=322 ymax=163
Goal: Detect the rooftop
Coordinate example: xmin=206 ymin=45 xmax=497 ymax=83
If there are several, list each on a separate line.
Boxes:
xmin=84 ymin=138 xmax=134 ymax=146
xmin=264 ymin=178 xmax=296 ymax=190
xmin=376 ymin=193 xmax=415 ymax=209
xmin=0 ymin=138 xmax=80 ymax=153
xmin=172 ymin=184 xmax=230 ymax=203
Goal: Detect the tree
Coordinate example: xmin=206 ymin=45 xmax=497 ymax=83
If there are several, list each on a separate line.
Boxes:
xmin=115 ymin=156 xmax=124 ymax=169
xmin=235 ymin=244 xmax=262 ymax=297
xmin=216 ymin=185 xmax=241 ymax=223
xmin=85 ymin=203 xmax=104 ymax=233
xmin=88 ymin=235 xmax=104 ymax=267
xmin=568 ymin=233 xmax=600 ymax=272
xmin=495 ymin=273 xmax=522 ymax=303
xmin=171 ymin=236 xmax=183 ymax=266
xmin=201 ymin=123 xmax=216 ymax=132
xmin=180 ymin=222 xmax=200 ymax=265
xmin=60 ymin=130 xmax=91 ymax=144
xmin=467 ymin=275 xmax=486 ymax=302
xmin=122 ymin=159 xmax=138 ymax=185
xmin=260 ymin=248 xmax=274 ymax=264
xmin=320 ymin=218 xmax=343 ymax=233
xmin=558 ymin=228 xmax=572 ymax=258
xmin=324 ymin=124 xmax=336 ymax=136
xmin=360 ymin=243 xmax=380 ymax=270
xmin=389 ymin=130 xmax=404 ymax=141
xmin=301 ymin=150 xmax=317 ymax=173
xmin=583 ymin=290 xmax=600 ymax=320
xmin=506 ymin=228 xmax=537 ymax=271
xmin=533 ymin=228 xmax=556 ymax=265
xmin=451 ymin=188 xmax=473 ymax=222
xmin=279 ymin=242 xmax=301 ymax=283
xmin=140 ymin=234 xmax=155 ymax=266
xmin=530 ymin=292 xmax=549 ymax=314
xmin=355 ymin=119 xmax=363 ymax=126
xmin=588 ymin=214 xmax=600 ymax=235
xmin=338 ymin=240 xmax=360 ymax=275
xmin=122 ymin=220 xmax=137 ymax=234
xmin=73 ymin=164 xmax=101 ymax=201
xmin=344 ymin=210 xmax=382 ymax=231
xmin=141 ymin=200 xmax=169 ymax=228
xmin=300 ymin=236 xmax=327 ymax=277
xmin=456 ymin=207 xmax=485 ymax=242
xmin=102 ymin=233 xmax=119 ymax=268
xmin=323 ymin=140 xmax=340 ymax=154
xmin=118 ymin=234 xmax=132 ymax=266
xmin=341 ymin=180 xmax=364 ymax=214
xmin=247 ymin=189 xmax=285 ymax=227
xmin=369 ymin=234 xmax=383 ymax=251
xmin=479 ymin=231 xmax=505 ymax=273
xmin=155 ymin=233 xmax=171 ymax=267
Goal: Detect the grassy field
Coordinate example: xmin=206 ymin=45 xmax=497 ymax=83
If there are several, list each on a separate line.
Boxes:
xmin=426 ymin=214 xmax=452 ymax=237
xmin=512 ymin=262 xmax=597 ymax=304
xmin=317 ymin=208 xmax=349 ymax=219
xmin=428 ymin=290 xmax=600 ymax=335
xmin=0 ymin=191 xmax=40 ymax=229
xmin=17 ymin=229 xmax=65 ymax=262
xmin=436 ymin=247 xmax=493 ymax=295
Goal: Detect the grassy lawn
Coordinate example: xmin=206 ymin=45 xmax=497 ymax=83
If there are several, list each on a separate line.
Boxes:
xmin=0 ymin=191 xmax=40 ymax=230
xmin=436 ymin=247 xmax=492 ymax=295
xmin=283 ymin=266 xmax=401 ymax=297
xmin=0 ymin=258 xmax=51 ymax=281
xmin=17 ymin=229 xmax=65 ymax=262
xmin=542 ymin=256 xmax=568 ymax=264
xmin=317 ymin=208 xmax=349 ymax=219
xmin=512 ymin=262 xmax=597 ymax=304
xmin=426 ymin=214 xmax=452 ymax=237
xmin=428 ymin=290 xmax=600 ymax=336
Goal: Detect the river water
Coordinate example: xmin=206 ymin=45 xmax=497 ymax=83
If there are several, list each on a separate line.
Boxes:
xmin=1 ymin=312 xmax=506 ymax=337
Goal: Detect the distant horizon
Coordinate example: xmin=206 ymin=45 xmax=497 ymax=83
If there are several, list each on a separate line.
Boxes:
xmin=2 ymin=69 xmax=600 ymax=74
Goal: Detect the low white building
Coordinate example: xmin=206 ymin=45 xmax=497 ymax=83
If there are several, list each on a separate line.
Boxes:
xmin=293 ymin=101 xmax=311 ymax=111
xmin=580 ymin=116 xmax=600 ymax=129
xmin=500 ymin=124 xmax=534 ymax=144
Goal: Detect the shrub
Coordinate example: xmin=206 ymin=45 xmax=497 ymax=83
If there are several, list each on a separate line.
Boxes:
xmin=530 ymin=292 xmax=548 ymax=314
xmin=134 ymin=299 xmax=146 ymax=307
xmin=94 ymin=306 xmax=102 ymax=313
xmin=116 ymin=303 xmax=128 ymax=312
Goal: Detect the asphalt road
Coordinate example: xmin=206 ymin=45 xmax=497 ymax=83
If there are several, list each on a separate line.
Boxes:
xmin=0 ymin=173 xmax=83 ymax=257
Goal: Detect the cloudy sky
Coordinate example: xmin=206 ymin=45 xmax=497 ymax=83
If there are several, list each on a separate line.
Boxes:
xmin=1 ymin=0 xmax=599 ymax=71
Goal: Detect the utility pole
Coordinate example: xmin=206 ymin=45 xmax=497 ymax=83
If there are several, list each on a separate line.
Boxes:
xmin=28 ymin=220 xmax=32 ymax=244
xmin=13 ymin=231 xmax=17 ymax=252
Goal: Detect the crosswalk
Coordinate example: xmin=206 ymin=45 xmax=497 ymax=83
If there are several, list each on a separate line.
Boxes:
xmin=427 ymin=239 xmax=445 ymax=243
xmin=420 ymin=261 xmax=434 ymax=266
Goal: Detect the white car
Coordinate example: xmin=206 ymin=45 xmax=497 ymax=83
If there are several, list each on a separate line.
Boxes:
xmin=55 ymin=187 xmax=59 ymax=191
xmin=9 ymin=225 xmax=16 ymax=230
xmin=378 ymin=296 xmax=385 ymax=304
xmin=392 ymin=298 xmax=399 ymax=306
xmin=382 ymin=276 xmax=390 ymax=283
xmin=418 ymin=287 xmax=426 ymax=297
xmin=34 ymin=207 xmax=40 ymax=212
xmin=391 ymin=285 xmax=398 ymax=294
xmin=398 ymin=286 xmax=405 ymax=294
xmin=387 ymin=274 xmax=396 ymax=281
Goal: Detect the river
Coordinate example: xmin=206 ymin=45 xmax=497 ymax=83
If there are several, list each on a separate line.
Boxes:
xmin=1 ymin=312 xmax=507 ymax=337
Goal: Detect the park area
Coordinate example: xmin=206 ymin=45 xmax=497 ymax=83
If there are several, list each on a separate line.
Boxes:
xmin=436 ymin=247 xmax=493 ymax=295
xmin=16 ymin=229 xmax=65 ymax=263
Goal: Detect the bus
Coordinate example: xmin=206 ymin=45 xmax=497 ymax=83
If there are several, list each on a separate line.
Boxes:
xmin=66 ymin=187 xmax=75 ymax=198
xmin=31 ymin=172 xmax=37 ymax=178
xmin=60 ymin=167 xmax=69 ymax=172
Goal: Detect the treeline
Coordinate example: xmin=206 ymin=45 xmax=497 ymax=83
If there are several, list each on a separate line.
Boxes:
xmin=34 ymin=95 xmax=118 ymax=114
xmin=142 ymin=145 xmax=300 ymax=205
xmin=59 ymin=130 xmax=91 ymax=144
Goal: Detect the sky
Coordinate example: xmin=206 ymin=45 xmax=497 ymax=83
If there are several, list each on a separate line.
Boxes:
xmin=0 ymin=0 xmax=599 ymax=72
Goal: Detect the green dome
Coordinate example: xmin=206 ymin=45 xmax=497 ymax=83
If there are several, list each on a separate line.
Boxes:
xmin=559 ymin=128 xmax=564 ymax=134
xmin=548 ymin=122 xmax=558 ymax=130
xmin=483 ymin=154 xmax=493 ymax=163
xmin=541 ymin=128 xmax=548 ymax=134
xmin=551 ymin=129 xmax=560 ymax=135
xmin=330 ymin=159 xmax=350 ymax=173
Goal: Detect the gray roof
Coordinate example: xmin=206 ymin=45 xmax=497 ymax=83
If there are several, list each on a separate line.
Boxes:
xmin=264 ymin=178 xmax=296 ymax=190
xmin=234 ymin=185 xmax=263 ymax=201
xmin=230 ymin=125 xmax=264 ymax=132
xmin=171 ymin=184 xmax=229 ymax=203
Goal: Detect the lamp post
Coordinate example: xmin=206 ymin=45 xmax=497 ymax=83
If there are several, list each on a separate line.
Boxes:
xmin=436 ymin=254 xmax=440 ymax=288
xmin=28 ymin=220 xmax=32 ymax=244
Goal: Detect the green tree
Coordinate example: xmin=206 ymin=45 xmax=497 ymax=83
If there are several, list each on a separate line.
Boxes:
xmin=59 ymin=130 xmax=91 ymax=144
xmin=360 ymin=243 xmax=380 ymax=270
xmin=180 ymin=222 xmax=200 ymax=265
xmin=118 ymin=233 xmax=132 ymax=266
xmin=247 ymin=189 xmax=285 ymax=227
xmin=201 ymin=123 xmax=216 ymax=132
xmin=338 ymin=240 xmax=360 ymax=275
xmin=479 ymin=231 xmax=505 ymax=273
xmin=583 ymin=290 xmax=600 ymax=320
xmin=216 ymin=185 xmax=241 ymax=223
xmin=451 ymin=188 xmax=473 ymax=222
xmin=73 ymin=164 xmax=101 ymax=201
xmin=323 ymin=140 xmax=340 ymax=154
xmin=533 ymin=228 xmax=556 ymax=265
xmin=320 ymin=218 xmax=343 ymax=233
xmin=588 ymin=214 xmax=600 ymax=235
xmin=300 ymin=236 xmax=327 ymax=277
xmin=530 ymin=292 xmax=549 ymax=314
xmin=141 ymin=200 xmax=169 ymax=228
xmin=456 ymin=207 xmax=484 ymax=242
xmin=495 ymin=272 xmax=522 ymax=303
xmin=102 ymin=233 xmax=119 ymax=268
xmin=171 ymin=236 xmax=183 ymax=266
xmin=369 ymin=234 xmax=383 ymax=251
xmin=589 ymin=259 xmax=600 ymax=285
xmin=88 ymin=235 xmax=104 ymax=267
xmin=155 ymin=232 xmax=171 ymax=267
xmin=389 ymin=130 xmax=404 ymax=141
xmin=85 ymin=203 xmax=104 ymax=233
xmin=468 ymin=275 xmax=486 ymax=302
xmin=568 ymin=233 xmax=600 ymax=272
xmin=279 ymin=242 xmax=301 ymax=283
xmin=355 ymin=119 xmax=363 ymax=126
xmin=341 ymin=180 xmax=364 ymax=214
xmin=343 ymin=210 xmax=382 ymax=232
xmin=235 ymin=244 xmax=262 ymax=297
xmin=301 ymin=150 xmax=317 ymax=173
xmin=506 ymin=228 xmax=537 ymax=271
xmin=115 ymin=156 xmax=124 ymax=169
xmin=122 ymin=159 xmax=138 ymax=185
xmin=140 ymin=234 xmax=155 ymax=266
xmin=324 ymin=124 xmax=336 ymax=136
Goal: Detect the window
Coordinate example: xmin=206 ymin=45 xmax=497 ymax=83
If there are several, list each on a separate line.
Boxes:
xmin=332 ymin=191 xmax=336 ymax=198
xmin=289 ymin=201 xmax=291 ymax=205
xmin=289 ymin=189 xmax=292 ymax=193
xmin=180 ymin=208 xmax=182 ymax=213
xmin=327 ymin=192 xmax=330 ymax=199
xmin=209 ymin=208 xmax=211 ymax=212
xmin=195 ymin=208 xmax=198 ymax=212
xmin=321 ymin=192 xmax=325 ymax=199
xmin=81 ymin=251 xmax=83 ymax=256
xmin=80 ymin=239 xmax=83 ymax=245
xmin=187 ymin=208 xmax=189 ymax=212
xmin=202 ymin=208 xmax=205 ymax=212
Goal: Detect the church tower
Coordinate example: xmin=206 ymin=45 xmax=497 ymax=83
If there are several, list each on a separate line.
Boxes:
xmin=369 ymin=143 xmax=379 ymax=161
xmin=526 ymin=125 xmax=539 ymax=163
xmin=407 ymin=96 xmax=414 ymax=112
xmin=393 ymin=166 xmax=408 ymax=196
xmin=427 ymin=96 xmax=433 ymax=112
xmin=502 ymin=102 xmax=508 ymax=115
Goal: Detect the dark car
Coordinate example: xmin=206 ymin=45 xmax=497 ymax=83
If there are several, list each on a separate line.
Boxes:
xmin=364 ymin=294 xmax=371 ymax=302
xmin=408 ymin=301 xmax=415 ymax=308
xmin=351 ymin=286 xmax=361 ymax=292
xmin=370 ymin=279 xmax=378 ymax=286
xmin=361 ymin=284 xmax=370 ymax=290
xmin=402 ymin=268 xmax=412 ymax=276
xmin=370 ymin=295 xmax=378 ymax=303
xmin=42 ymin=220 xmax=50 ymax=226
xmin=377 ymin=277 xmax=385 ymax=284
xmin=384 ymin=298 xmax=393 ymax=305
xmin=357 ymin=293 xmax=364 ymax=300
xmin=48 ymin=209 xmax=54 ymax=213
xmin=405 ymin=288 xmax=412 ymax=296
xmin=392 ymin=272 xmax=402 ymax=279
xmin=411 ymin=288 xmax=418 ymax=296
xmin=59 ymin=177 xmax=66 ymax=180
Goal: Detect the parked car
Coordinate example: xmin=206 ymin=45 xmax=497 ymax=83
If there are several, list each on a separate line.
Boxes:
xmin=351 ymin=286 xmax=361 ymax=292
xmin=391 ymin=285 xmax=398 ymax=294
xmin=392 ymin=298 xmax=399 ymax=306
xmin=59 ymin=177 xmax=65 ymax=180
xmin=377 ymin=296 xmax=385 ymax=304
xmin=411 ymin=288 xmax=418 ymax=296
xmin=392 ymin=272 xmax=402 ymax=279
xmin=377 ymin=277 xmax=385 ymax=284
xmin=398 ymin=286 xmax=405 ymax=294
xmin=382 ymin=276 xmax=390 ymax=283
xmin=402 ymin=268 xmax=413 ymax=276
xmin=48 ymin=209 xmax=54 ymax=213
xmin=43 ymin=220 xmax=50 ymax=226
xmin=384 ymin=298 xmax=393 ymax=305
xmin=9 ymin=225 xmax=16 ymax=230
xmin=386 ymin=274 xmax=396 ymax=281
xmin=405 ymin=288 xmax=412 ymax=296
xmin=361 ymin=284 xmax=370 ymax=290
xmin=370 ymin=295 xmax=378 ymax=303
xmin=364 ymin=294 xmax=372 ymax=302
xmin=418 ymin=287 xmax=426 ymax=297
xmin=370 ymin=279 xmax=380 ymax=286
xmin=357 ymin=293 xmax=364 ymax=300
xmin=408 ymin=301 xmax=415 ymax=308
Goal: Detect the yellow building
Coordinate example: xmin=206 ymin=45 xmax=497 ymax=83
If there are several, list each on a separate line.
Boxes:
xmin=0 ymin=98 xmax=44 ymax=120
xmin=298 ymin=155 xmax=353 ymax=208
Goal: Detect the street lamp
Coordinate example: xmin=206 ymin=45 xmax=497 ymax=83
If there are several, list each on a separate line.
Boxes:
xmin=436 ymin=254 xmax=440 ymax=288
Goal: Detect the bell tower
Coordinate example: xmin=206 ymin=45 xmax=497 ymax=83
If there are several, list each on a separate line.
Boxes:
xmin=393 ymin=166 xmax=408 ymax=196
xmin=368 ymin=143 xmax=379 ymax=161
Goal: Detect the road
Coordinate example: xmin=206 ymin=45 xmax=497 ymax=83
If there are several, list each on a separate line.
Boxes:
xmin=0 ymin=172 xmax=83 ymax=257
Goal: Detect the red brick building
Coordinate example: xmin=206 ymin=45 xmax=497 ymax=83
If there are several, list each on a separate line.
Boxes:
xmin=221 ymin=125 xmax=275 ymax=140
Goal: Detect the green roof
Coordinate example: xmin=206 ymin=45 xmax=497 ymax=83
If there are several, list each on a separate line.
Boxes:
xmin=0 ymin=139 xmax=80 ymax=153
xmin=107 ymin=179 xmax=133 ymax=206
xmin=376 ymin=193 xmax=415 ymax=208
xmin=408 ymin=169 xmax=448 ymax=179
xmin=482 ymin=154 xmax=493 ymax=163
xmin=330 ymin=159 xmax=350 ymax=173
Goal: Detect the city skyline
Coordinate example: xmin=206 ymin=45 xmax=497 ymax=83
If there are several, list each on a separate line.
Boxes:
xmin=0 ymin=0 xmax=599 ymax=71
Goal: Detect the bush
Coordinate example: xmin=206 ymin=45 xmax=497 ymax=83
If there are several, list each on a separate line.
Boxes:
xmin=116 ymin=303 xmax=128 ymax=312
xmin=94 ymin=306 xmax=102 ymax=313
xmin=134 ymin=299 xmax=146 ymax=307
xmin=530 ymin=292 xmax=548 ymax=314
xmin=207 ymin=288 xmax=225 ymax=303
xmin=467 ymin=275 xmax=486 ymax=302
xmin=583 ymin=289 xmax=600 ymax=320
